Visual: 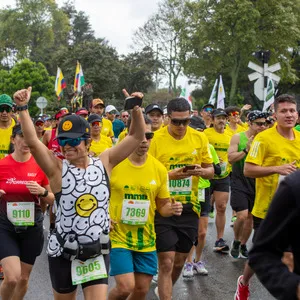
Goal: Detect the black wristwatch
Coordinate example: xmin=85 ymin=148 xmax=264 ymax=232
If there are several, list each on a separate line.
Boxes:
xmin=16 ymin=104 xmax=28 ymax=111
xmin=242 ymin=148 xmax=248 ymax=155
xmin=40 ymin=189 xmax=49 ymax=197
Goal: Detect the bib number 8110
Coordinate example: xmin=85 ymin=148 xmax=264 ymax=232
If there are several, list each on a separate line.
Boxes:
xmin=12 ymin=210 xmax=30 ymax=219
xmin=126 ymin=208 xmax=146 ymax=218
xmin=76 ymin=261 xmax=101 ymax=277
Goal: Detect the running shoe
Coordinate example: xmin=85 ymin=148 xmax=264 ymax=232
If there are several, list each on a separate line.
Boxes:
xmin=213 ymin=238 xmax=230 ymax=253
xmin=208 ymin=211 xmax=215 ymax=218
xmin=0 ymin=263 xmax=3 ymax=280
xmin=234 ymin=275 xmax=250 ymax=300
xmin=154 ymin=286 xmax=159 ymax=299
xmin=193 ymin=260 xmax=208 ymax=275
xmin=240 ymin=244 xmax=249 ymax=259
xmin=230 ymin=240 xmax=241 ymax=258
xmin=230 ymin=216 xmax=237 ymax=227
xmin=182 ymin=262 xmax=194 ymax=278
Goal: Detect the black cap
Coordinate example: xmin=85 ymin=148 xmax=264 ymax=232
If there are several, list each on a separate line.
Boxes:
xmin=189 ymin=116 xmax=206 ymax=130
xmin=145 ymin=104 xmax=163 ymax=115
xmin=34 ymin=116 xmax=45 ymax=124
xmin=87 ymin=114 xmax=102 ymax=123
xmin=57 ymin=115 xmax=90 ymax=139
xmin=12 ymin=124 xmax=22 ymax=136
xmin=248 ymin=110 xmax=269 ymax=121
xmin=212 ymin=108 xmax=227 ymax=117
xmin=202 ymin=103 xmax=214 ymax=110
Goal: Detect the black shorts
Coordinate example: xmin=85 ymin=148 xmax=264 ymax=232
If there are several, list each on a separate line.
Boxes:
xmin=210 ymin=176 xmax=230 ymax=193
xmin=0 ymin=223 xmax=44 ymax=265
xmin=230 ymin=189 xmax=255 ymax=213
xmin=252 ymin=215 xmax=263 ymax=244
xmin=155 ymin=204 xmax=198 ymax=253
xmin=48 ymin=254 xmax=110 ymax=294
xmin=200 ymin=188 xmax=210 ymax=217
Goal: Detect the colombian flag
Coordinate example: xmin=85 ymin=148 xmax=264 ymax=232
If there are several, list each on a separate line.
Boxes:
xmin=55 ymin=67 xmax=66 ymax=99
xmin=74 ymin=61 xmax=85 ymax=93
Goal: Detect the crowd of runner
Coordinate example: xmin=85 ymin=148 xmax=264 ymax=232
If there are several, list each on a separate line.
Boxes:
xmin=0 ymin=87 xmax=299 ymax=300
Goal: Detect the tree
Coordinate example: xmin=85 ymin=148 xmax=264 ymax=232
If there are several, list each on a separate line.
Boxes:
xmin=0 ymin=59 xmax=55 ymax=115
xmin=178 ymin=0 xmax=300 ymax=105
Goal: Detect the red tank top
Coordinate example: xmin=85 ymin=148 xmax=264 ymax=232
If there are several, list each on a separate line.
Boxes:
xmin=47 ymin=128 xmax=65 ymax=160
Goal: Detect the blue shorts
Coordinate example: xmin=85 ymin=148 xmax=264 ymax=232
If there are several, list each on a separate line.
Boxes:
xmin=110 ymin=248 xmax=157 ymax=276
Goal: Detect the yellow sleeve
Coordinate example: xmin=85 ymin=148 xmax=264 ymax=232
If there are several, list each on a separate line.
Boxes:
xmin=200 ymin=134 xmax=213 ymax=164
xmin=157 ymin=165 xmax=170 ymax=199
xmin=246 ymin=135 xmax=266 ymax=166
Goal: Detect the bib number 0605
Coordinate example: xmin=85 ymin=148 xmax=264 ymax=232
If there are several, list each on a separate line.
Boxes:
xmin=76 ymin=261 xmax=101 ymax=276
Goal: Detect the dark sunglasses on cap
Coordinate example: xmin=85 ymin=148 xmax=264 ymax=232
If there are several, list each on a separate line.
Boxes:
xmin=252 ymin=121 xmax=267 ymax=127
xmin=57 ymin=137 xmax=87 ymax=147
xmin=203 ymin=107 xmax=213 ymax=112
xmin=145 ymin=132 xmax=154 ymax=140
xmin=91 ymin=121 xmax=102 ymax=127
xmin=229 ymin=111 xmax=240 ymax=117
xmin=0 ymin=106 xmax=12 ymax=113
xmin=170 ymin=118 xmax=191 ymax=126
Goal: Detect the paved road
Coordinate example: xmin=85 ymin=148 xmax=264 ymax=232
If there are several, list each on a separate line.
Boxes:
xmin=2 ymin=206 xmax=275 ymax=300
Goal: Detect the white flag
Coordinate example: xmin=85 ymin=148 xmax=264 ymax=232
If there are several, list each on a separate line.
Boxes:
xmin=208 ymin=79 xmax=218 ymax=106
xmin=217 ymin=75 xmax=225 ymax=109
xmin=262 ymin=78 xmax=275 ymax=112
xmin=180 ymin=81 xmax=193 ymax=110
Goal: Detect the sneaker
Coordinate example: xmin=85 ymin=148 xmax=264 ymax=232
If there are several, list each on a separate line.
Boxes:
xmin=193 ymin=260 xmax=208 ymax=275
xmin=230 ymin=216 xmax=237 ymax=227
xmin=0 ymin=263 xmax=3 ymax=280
xmin=208 ymin=211 xmax=215 ymax=218
xmin=234 ymin=275 xmax=250 ymax=300
xmin=240 ymin=244 xmax=249 ymax=259
xmin=213 ymin=238 xmax=229 ymax=253
xmin=182 ymin=262 xmax=194 ymax=278
xmin=230 ymin=240 xmax=241 ymax=258
xmin=154 ymin=286 xmax=159 ymax=299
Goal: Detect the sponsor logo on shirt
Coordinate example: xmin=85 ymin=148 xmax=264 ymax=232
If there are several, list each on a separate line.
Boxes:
xmin=6 ymin=178 xmax=31 ymax=185
xmin=149 ymin=180 xmax=157 ymax=185
xmin=27 ymin=173 xmax=37 ymax=177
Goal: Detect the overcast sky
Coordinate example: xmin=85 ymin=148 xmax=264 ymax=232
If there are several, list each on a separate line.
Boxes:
xmin=0 ymin=0 xmax=160 ymax=54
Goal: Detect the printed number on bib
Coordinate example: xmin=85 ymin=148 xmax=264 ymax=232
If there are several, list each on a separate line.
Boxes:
xmin=169 ymin=177 xmax=192 ymax=195
xmin=7 ymin=202 xmax=35 ymax=226
xmin=220 ymin=162 xmax=227 ymax=176
xmin=121 ymin=199 xmax=150 ymax=225
xmin=198 ymin=188 xmax=205 ymax=203
xmin=71 ymin=255 xmax=107 ymax=285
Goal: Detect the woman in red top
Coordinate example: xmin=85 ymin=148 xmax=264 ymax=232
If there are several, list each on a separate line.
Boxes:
xmin=0 ymin=124 xmax=54 ymax=300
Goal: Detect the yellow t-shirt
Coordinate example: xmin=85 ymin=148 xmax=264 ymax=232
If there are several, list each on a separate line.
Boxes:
xmin=101 ymin=118 xmax=114 ymax=138
xmin=239 ymin=122 xmax=249 ymax=130
xmin=149 ymin=126 xmax=212 ymax=215
xmin=0 ymin=118 xmax=16 ymax=159
xmin=246 ymin=126 xmax=300 ymax=219
xmin=118 ymin=128 xmax=128 ymax=143
xmin=225 ymin=124 xmax=246 ymax=137
xmin=204 ymin=127 xmax=231 ymax=178
xmin=89 ymin=135 xmax=112 ymax=156
xmin=44 ymin=126 xmax=52 ymax=131
xmin=109 ymin=154 xmax=170 ymax=252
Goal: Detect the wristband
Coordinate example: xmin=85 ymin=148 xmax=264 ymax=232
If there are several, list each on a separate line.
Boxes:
xmin=242 ymin=148 xmax=248 ymax=155
xmin=16 ymin=104 xmax=28 ymax=111
xmin=40 ymin=189 xmax=49 ymax=197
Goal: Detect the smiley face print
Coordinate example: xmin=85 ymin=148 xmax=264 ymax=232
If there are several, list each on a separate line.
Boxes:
xmin=75 ymin=194 xmax=97 ymax=217
xmin=62 ymin=120 xmax=73 ymax=131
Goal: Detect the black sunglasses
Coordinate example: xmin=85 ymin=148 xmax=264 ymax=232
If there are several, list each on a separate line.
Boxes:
xmin=252 ymin=121 xmax=267 ymax=127
xmin=145 ymin=132 xmax=154 ymax=140
xmin=170 ymin=118 xmax=191 ymax=126
xmin=0 ymin=106 xmax=12 ymax=113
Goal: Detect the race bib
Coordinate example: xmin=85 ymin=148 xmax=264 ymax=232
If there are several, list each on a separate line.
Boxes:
xmin=7 ymin=202 xmax=35 ymax=226
xmin=71 ymin=255 xmax=107 ymax=285
xmin=220 ymin=162 xmax=228 ymax=176
xmin=198 ymin=188 xmax=205 ymax=203
xmin=169 ymin=177 xmax=192 ymax=195
xmin=121 ymin=199 xmax=150 ymax=225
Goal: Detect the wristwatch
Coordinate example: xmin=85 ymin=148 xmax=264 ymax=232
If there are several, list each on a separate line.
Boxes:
xmin=16 ymin=104 xmax=28 ymax=111
xmin=40 ymin=189 xmax=49 ymax=197
xmin=242 ymin=148 xmax=248 ymax=155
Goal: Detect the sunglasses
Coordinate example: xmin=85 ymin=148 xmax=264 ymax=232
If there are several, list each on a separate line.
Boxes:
xmin=35 ymin=121 xmax=44 ymax=127
xmin=57 ymin=137 xmax=87 ymax=147
xmin=122 ymin=115 xmax=129 ymax=118
xmin=91 ymin=121 xmax=102 ymax=127
xmin=0 ymin=106 xmax=12 ymax=113
xmin=204 ymin=107 xmax=213 ymax=112
xmin=229 ymin=111 xmax=240 ymax=117
xmin=252 ymin=121 xmax=267 ymax=127
xmin=145 ymin=132 xmax=154 ymax=140
xmin=170 ymin=118 xmax=191 ymax=126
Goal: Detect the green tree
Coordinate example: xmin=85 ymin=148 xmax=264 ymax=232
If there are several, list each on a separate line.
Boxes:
xmin=0 ymin=59 xmax=55 ymax=115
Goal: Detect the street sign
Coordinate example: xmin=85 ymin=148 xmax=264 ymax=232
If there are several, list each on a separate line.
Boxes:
xmin=36 ymin=97 xmax=48 ymax=114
